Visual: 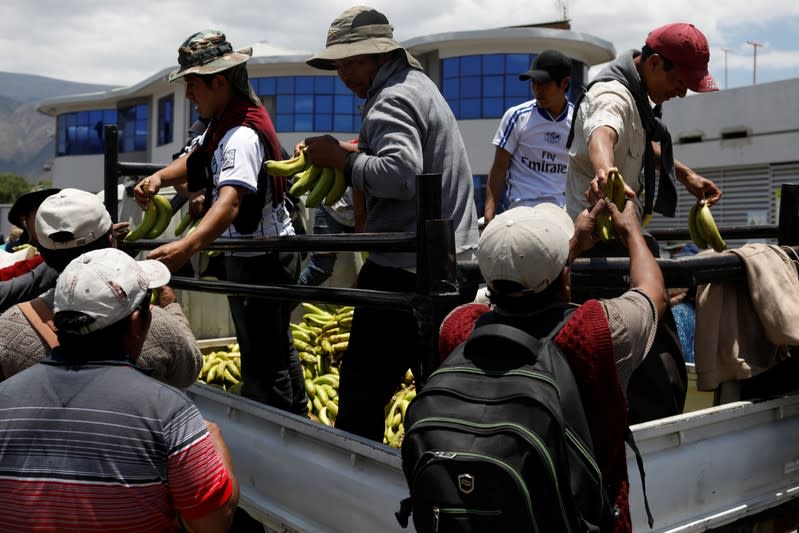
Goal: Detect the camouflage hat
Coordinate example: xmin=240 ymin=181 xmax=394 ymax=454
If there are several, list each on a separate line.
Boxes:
xmin=306 ymin=6 xmax=422 ymax=71
xmin=169 ymin=29 xmax=253 ymax=82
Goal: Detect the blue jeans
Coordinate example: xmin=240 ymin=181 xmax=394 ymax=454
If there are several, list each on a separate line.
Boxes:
xmin=298 ymin=206 xmax=353 ymax=286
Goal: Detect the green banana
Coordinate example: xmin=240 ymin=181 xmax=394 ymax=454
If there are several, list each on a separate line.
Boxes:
xmin=688 ymin=202 xmax=708 ymax=249
xmin=326 ymin=400 xmax=338 ymax=418
xmin=265 ymin=149 xmax=308 ymax=177
xmin=305 ymin=167 xmax=335 ymax=208
xmin=697 ymin=201 xmax=726 ymax=252
xmin=312 ymin=374 xmax=339 ymax=387
xmin=596 ymin=170 xmax=616 ymax=241
xmin=146 ymin=194 xmax=173 ymax=239
xmin=289 ymin=164 xmax=322 ymax=197
xmin=301 ymin=303 xmax=332 ymax=318
xmin=323 ymin=168 xmax=347 ymax=206
xmin=124 ymin=201 xmax=158 ymax=242
xmin=315 ymin=384 xmax=329 ymax=404
xmin=174 ymin=212 xmax=195 ymax=236
xmin=318 ymin=406 xmax=332 ymax=426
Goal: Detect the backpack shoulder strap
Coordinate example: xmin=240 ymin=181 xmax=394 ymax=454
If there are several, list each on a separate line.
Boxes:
xmin=625 ymin=427 xmax=654 ymax=528
xmin=18 ymin=298 xmax=59 ymax=350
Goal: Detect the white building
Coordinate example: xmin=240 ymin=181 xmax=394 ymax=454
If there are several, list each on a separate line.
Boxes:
xmin=35 ymin=22 xmax=799 ymax=229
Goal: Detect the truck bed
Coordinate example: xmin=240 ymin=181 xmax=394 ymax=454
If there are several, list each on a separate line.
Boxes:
xmin=188 ymin=384 xmax=799 ymax=532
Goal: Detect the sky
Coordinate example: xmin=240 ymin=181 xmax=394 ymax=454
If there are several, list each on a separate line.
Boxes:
xmin=1 ymin=0 xmax=798 ymax=90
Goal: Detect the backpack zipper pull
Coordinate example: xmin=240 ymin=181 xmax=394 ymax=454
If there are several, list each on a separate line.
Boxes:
xmin=433 ymin=506 xmax=440 ymax=532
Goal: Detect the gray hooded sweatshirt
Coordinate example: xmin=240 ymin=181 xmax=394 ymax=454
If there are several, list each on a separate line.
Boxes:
xmin=349 ymin=56 xmax=479 ymax=269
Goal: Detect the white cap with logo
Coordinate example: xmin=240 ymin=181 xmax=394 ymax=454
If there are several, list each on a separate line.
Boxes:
xmin=35 ymin=188 xmax=112 ymax=250
xmin=54 ymin=248 xmax=171 ymax=334
xmin=477 ymin=204 xmax=574 ymax=294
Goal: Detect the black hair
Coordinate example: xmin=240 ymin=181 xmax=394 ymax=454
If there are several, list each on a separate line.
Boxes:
xmin=38 ymin=229 xmax=113 ymax=272
xmin=641 ymin=44 xmax=674 ymax=72
xmin=488 ymin=275 xmax=566 ymax=314
xmin=53 ymin=291 xmax=151 ymax=360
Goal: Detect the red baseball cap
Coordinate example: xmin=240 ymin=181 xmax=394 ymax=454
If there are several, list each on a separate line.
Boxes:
xmin=646 ymin=23 xmax=719 ymax=93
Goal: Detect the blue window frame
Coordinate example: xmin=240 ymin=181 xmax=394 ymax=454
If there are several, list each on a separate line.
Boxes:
xmin=157 ymin=94 xmax=174 ymax=146
xmin=118 ymin=102 xmax=149 ymax=153
xmin=55 ymin=109 xmax=118 ymax=156
xmin=252 ymin=75 xmax=363 ymax=133
xmin=441 ymin=54 xmax=585 ymax=120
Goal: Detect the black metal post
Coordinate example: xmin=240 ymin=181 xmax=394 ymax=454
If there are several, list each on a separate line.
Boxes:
xmin=778 ymin=184 xmax=799 ymax=245
xmin=414 ymin=173 xmax=443 ymax=385
xmin=419 ymin=218 xmax=460 ymax=382
xmin=103 ymin=125 xmax=119 ymax=223
xmin=415 ymin=173 xmax=442 ymax=293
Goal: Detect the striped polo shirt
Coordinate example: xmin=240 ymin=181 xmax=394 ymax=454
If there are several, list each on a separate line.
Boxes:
xmin=0 ymin=361 xmax=232 ymax=532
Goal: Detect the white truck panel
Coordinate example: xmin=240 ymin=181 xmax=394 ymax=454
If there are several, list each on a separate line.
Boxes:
xmin=189 ymin=385 xmax=799 ymax=532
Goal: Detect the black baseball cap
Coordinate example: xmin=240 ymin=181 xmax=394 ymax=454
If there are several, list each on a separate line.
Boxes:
xmin=8 ymin=188 xmax=61 ymax=243
xmin=519 ymin=50 xmax=573 ymax=82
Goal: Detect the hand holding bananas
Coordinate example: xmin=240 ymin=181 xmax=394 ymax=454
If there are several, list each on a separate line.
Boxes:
xmin=133 ymin=174 xmax=162 ymax=209
xmin=124 ymin=194 xmax=174 ymax=241
xmin=688 ymin=199 xmax=726 ymax=252
xmin=265 ymin=136 xmax=349 ymax=208
xmin=594 ymin=168 xmax=629 ymax=241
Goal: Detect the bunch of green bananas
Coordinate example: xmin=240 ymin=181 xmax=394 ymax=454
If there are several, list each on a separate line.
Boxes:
xmin=265 ymin=151 xmax=347 ymax=208
xmin=174 ymin=212 xmax=202 ymax=237
xmin=383 ymin=369 xmax=416 ymax=448
xmin=292 ymin=302 xmax=354 ymax=425
xmin=688 ymin=200 xmax=727 ymax=252
xmin=197 ymin=344 xmax=242 ymax=392
xmin=125 ymin=194 xmax=173 ymax=242
xmin=597 ymin=167 xmax=628 ymax=241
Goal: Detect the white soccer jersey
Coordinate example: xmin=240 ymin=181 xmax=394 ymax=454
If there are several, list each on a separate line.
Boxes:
xmin=492 ymin=100 xmax=573 ymax=208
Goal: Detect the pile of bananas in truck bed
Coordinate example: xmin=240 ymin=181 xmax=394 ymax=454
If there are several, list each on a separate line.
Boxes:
xmin=293 ymin=303 xmax=352 ymax=426
xmin=197 ymin=342 xmax=242 ymax=392
xmin=384 ymin=369 xmax=416 ymax=448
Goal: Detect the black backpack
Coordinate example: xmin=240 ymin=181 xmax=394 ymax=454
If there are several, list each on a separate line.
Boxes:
xmin=397 ymin=311 xmax=614 ymax=533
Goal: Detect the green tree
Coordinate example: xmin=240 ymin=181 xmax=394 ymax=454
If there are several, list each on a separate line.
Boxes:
xmin=0 ymin=173 xmax=33 ymax=204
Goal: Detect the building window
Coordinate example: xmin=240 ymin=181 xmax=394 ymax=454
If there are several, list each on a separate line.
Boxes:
xmin=118 ymin=102 xmax=149 ymax=153
xmin=251 ymin=75 xmax=363 ymax=133
xmin=55 ymin=109 xmax=118 ymax=156
xmin=157 ymin=95 xmax=174 ymax=146
xmin=442 ymin=53 xmax=584 ymax=120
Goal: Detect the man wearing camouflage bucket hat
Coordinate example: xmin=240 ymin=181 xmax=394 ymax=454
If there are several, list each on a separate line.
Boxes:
xmin=133 ymin=30 xmax=307 ymax=416
xmin=302 ymin=6 xmax=479 ymax=442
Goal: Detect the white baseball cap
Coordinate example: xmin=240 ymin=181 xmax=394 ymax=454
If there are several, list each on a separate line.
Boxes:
xmin=54 ymin=248 xmax=171 ymax=334
xmin=35 ymin=188 xmax=112 ymax=250
xmin=477 ymin=204 xmax=574 ymax=294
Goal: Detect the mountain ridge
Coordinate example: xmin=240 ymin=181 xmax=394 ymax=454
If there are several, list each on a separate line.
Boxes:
xmin=0 ymin=72 xmax=118 ymax=181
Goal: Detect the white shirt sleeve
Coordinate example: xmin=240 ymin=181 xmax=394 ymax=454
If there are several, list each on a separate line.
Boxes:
xmin=214 ymin=126 xmax=264 ymax=193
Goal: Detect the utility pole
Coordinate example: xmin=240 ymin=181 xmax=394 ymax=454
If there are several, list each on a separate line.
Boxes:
xmin=746 ymin=40 xmax=763 ymax=85
xmin=554 ymin=0 xmax=568 ymax=20
xmin=720 ymin=47 xmax=729 ymax=89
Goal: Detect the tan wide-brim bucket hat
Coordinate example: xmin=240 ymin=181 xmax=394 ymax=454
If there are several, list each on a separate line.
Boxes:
xmin=306 ymin=6 xmax=422 ymax=71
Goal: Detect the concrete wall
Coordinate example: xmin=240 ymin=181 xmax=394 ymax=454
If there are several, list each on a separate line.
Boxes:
xmin=664 ymin=78 xmax=799 ymax=169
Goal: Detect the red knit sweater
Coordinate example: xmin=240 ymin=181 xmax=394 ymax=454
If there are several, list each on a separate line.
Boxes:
xmin=439 ymin=301 xmax=631 ymax=532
